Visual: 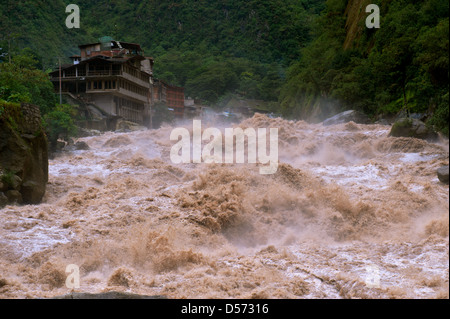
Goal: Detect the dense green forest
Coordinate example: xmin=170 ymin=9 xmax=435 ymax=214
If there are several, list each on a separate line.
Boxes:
xmin=0 ymin=0 xmax=448 ymax=135
xmin=280 ymin=0 xmax=449 ymax=135
xmin=0 ymin=0 xmax=323 ymax=104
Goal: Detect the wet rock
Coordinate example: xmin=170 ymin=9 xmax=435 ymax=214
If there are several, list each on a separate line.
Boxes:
xmin=0 ymin=277 xmax=7 ymax=288
xmin=322 ymin=110 xmax=370 ymax=126
xmin=10 ymin=175 xmax=22 ymax=191
xmin=389 ymin=118 xmax=438 ymax=141
xmin=0 ymin=173 xmax=21 ymax=191
xmin=74 ymin=141 xmax=90 ymax=150
xmin=0 ymin=192 xmax=8 ymax=207
xmin=437 ymin=166 xmax=449 ymax=184
xmin=0 ymin=103 xmax=48 ymax=204
xmin=55 ymin=140 xmax=67 ymax=151
xmin=21 ymin=180 xmax=45 ymax=204
xmin=6 ymin=190 xmax=22 ymax=204
xmin=51 ymin=291 xmax=167 ymax=299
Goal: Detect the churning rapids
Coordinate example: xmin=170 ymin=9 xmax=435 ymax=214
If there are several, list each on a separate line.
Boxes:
xmin=0 ymin=114 xmax=448 ymax=299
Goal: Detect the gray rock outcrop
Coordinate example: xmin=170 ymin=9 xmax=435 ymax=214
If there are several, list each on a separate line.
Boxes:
xmin=437 ymin=166 xmax=449 ymax=184
xmin=389 ymin=118 xmax=438 ymax=141
xmin=74 ymin=141 xmax=90 ymax=150
xmin=0 ymin=103 xmax=48 ymax=206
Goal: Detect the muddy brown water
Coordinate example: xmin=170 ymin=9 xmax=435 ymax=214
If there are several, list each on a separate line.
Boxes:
xmin=0 ymin=114 xmax=448 ymax=299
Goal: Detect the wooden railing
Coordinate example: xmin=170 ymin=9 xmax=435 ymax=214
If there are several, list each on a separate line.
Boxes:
xmin=58 ymin=69 xmax=122 ymax=78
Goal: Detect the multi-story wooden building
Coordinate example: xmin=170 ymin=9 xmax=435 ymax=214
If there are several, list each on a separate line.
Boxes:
xmin=50 ymin=40 xmax=154 ymax=125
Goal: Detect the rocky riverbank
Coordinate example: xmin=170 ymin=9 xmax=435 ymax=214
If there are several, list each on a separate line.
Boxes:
xmin=0 ymin=102 xmax=48 ymax=206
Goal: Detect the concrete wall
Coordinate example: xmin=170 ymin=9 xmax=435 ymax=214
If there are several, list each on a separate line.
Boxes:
xmin=91 ymin=94 xmax=115 ymax=115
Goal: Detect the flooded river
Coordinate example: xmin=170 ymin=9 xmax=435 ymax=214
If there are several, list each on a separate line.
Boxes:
xmin=0 ymin=114 xmax=448 ymax=298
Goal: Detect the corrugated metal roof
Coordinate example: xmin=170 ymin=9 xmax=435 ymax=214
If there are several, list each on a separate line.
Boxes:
xmin=79 ymin=41 xmax=143 ymax=52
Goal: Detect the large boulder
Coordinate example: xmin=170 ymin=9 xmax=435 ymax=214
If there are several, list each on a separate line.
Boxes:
xmin=0 ymin=192 xmax=8 ymax=207
xmin=322 ymin=110 xmax=370 ymax=126
xmin=437 ymin=166 xmax=449 ymax=184
xmin=6 ymin=190 xmax=22 ymax=204
xmin=74 ymin=141 xmax=90 ymax=150
xmin=10 ymin=175 xmax=22 ymax=190
xmin=389 ymin=118 xmax=438 ymax=141
xmin=0 ymin=102 xmax=48 ymax=205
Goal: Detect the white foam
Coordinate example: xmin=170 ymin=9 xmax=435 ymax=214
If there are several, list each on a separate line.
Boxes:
xmin=400 ymin=153 xmax=439 ymax=163
xmin=0 ymin=216 xmax=74 ymax=259
xmin=311 ymin=164 xmax=388 ymax=190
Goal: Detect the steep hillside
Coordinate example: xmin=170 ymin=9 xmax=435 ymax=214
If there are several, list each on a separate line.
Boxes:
xmin=1 ymin=0 xmax=324 ymax=103
xmin=280 ymin=0 xmax=449 ymax=135
xmin=0 ymin=0 xmax=88 ymax=68
xmin=1 ymin=0 xmax=448 ymax=133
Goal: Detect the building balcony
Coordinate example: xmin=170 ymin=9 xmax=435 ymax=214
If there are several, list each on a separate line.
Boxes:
xmin=85 ymin=88 xmax=148 ymax=103
xmin=54 ymin=70 xmax=122 ymax=79
xmin=121 ymin=71 xmax=150 ymax=88
xmin=117 ymin=88 xmax=149 ymax=103
xmin=52 ymin=70 xmax=150 ymax=87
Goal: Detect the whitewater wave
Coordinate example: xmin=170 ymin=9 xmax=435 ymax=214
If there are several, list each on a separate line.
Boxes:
xmin=0 ymin=114 xmax=448 ymax=299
